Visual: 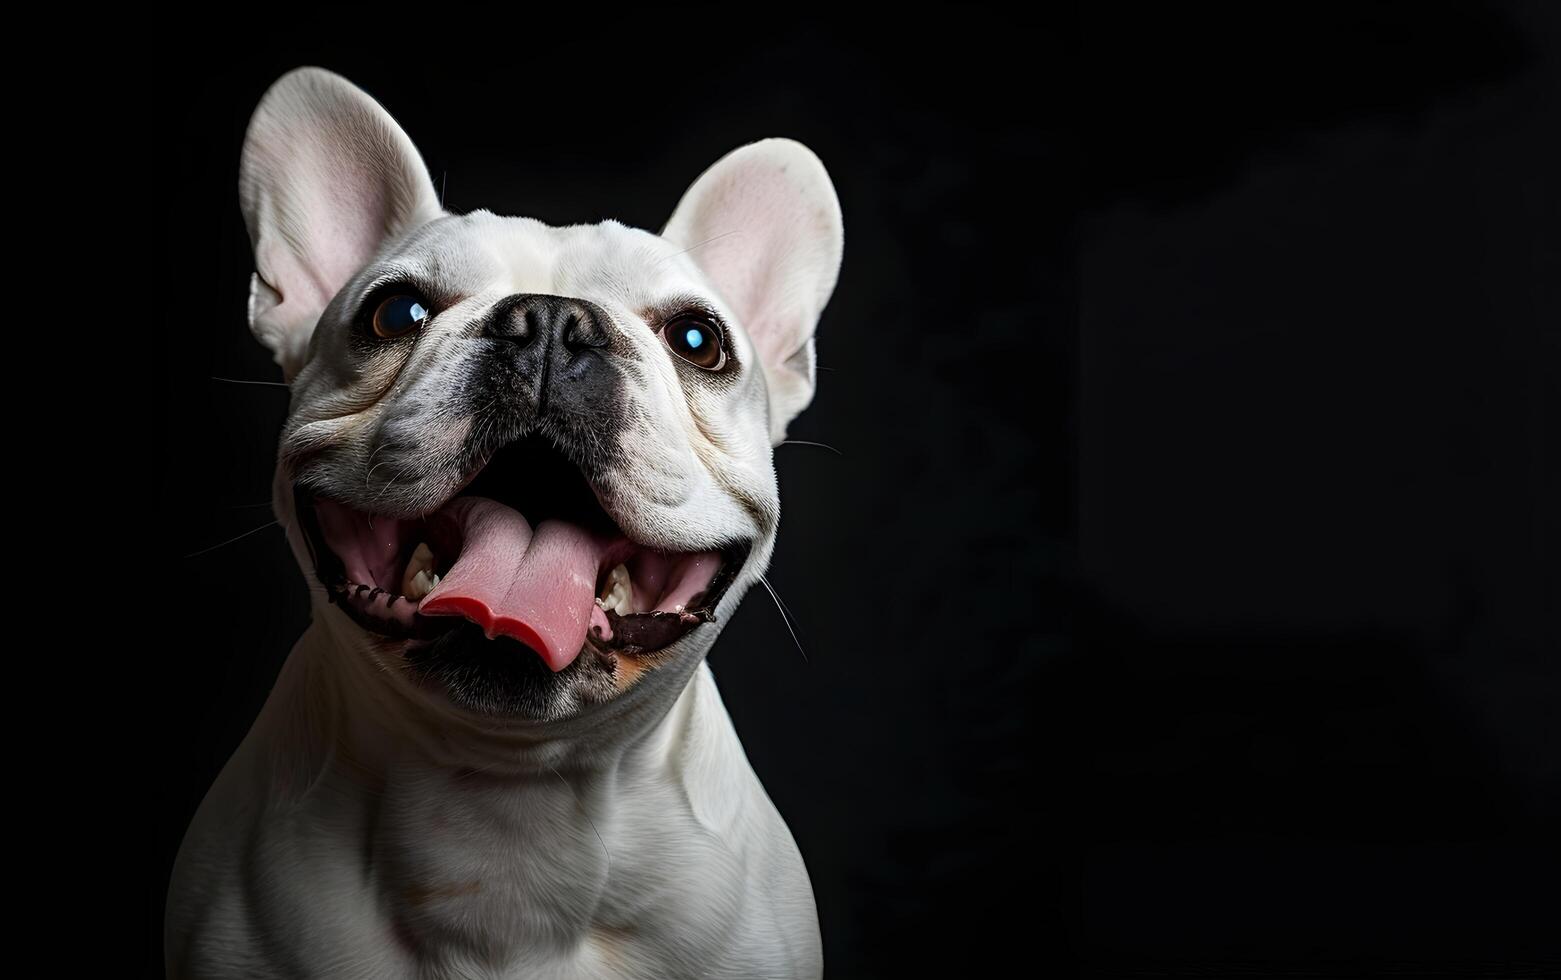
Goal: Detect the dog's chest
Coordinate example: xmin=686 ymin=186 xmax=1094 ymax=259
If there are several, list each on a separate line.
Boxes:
xmin=380 ymin=769 xmax=609 ymax=954
xmin=170 ymin=662 xmax=821 ymax=978
xmin=370 ymin=764 xmax=750 ymax=977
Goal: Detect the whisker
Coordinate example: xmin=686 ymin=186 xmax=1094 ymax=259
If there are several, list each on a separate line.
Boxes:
xmin=368 ymin=465 xmax=413 ymax=518
xmin=762 ymin=573 xmax=803 ymax=629
xmin=365 ymin=453 xmax=395 ymax=489
xmin=545 ymin=761 xmax=613 ymax=877
xmin=777 ymin=439 xmax=842 ymax=456
xmin=184 ymin=519 xmax=280 ymax=559
xmin=659 ymin=229 xmax=741 ymax=265
xmin=758 ymin=573 xmax=808 ymax=663
xmin=211 ymin=376 xmax=289 ymax=389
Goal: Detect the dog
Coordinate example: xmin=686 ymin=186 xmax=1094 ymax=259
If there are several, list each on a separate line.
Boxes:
xmin=165 ymin=67 xmax=841 ymax=979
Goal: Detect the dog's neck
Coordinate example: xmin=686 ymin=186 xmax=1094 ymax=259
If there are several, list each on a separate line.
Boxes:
xmin=257 ymin=610 xmax=732 ymax=961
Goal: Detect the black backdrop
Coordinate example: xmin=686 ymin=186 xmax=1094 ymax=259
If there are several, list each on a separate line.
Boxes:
xmin=143 ymin=4 xmax=1558 ymax=976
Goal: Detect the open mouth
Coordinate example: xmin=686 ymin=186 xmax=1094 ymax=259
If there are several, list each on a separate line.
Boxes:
xmin=294 ymin=436 xmax=745 ymax=672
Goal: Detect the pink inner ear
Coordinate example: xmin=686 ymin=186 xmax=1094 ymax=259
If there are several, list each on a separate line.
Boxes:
xmin=305 ymin=150 xmax=429 ymax=291
xmin=262 ymin=155 xmax=403 ymax=309
xmin=241 ymin=68 xmax=443 ymax=369
xmin=661 ymin=141 xmax=841 ymax=392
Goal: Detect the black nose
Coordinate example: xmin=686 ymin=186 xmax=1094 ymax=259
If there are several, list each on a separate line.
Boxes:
xmin=482 ymin=293 xmax=618 ymax=420
xmin=485 ymin=293 xmax=612 ymax=353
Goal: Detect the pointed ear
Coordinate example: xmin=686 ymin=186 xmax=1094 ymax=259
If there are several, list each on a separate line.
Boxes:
xmin=239 ymin=67 xmax=443 ymax=378
xmin=662 ymin=139 xmax=843 ymax=443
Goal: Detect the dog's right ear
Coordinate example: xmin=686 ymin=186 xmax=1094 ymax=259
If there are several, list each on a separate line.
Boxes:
xmin=239 ymin=68 xmax=442 ymax=378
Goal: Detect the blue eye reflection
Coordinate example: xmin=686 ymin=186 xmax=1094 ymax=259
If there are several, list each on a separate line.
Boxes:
xmin=372 ymin=293 xmax=430 ymax=338
xmin=663 ymin=314 xmax=725 ymax=369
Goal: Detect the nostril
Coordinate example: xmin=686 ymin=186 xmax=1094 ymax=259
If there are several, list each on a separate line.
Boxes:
xmin=485 ymin=294 xmax=612 ymax=352
xmin=522 ymin=309 xmax=546 ymax=345
xmin=563 ymin=311 xmax=609 ymax=352
xmin=485 ymin=296 xmax=540 ymax=347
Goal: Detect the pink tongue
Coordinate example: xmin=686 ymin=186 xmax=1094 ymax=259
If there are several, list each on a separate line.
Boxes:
xmin=417 ymin=498 xmax=608 ymax=672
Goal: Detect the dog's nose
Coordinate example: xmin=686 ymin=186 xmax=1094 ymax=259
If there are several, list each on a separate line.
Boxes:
xmin=483 ymin=293 xmax=617 ymax=417
xmin=485 ymin=294 xmax=612 ymax=353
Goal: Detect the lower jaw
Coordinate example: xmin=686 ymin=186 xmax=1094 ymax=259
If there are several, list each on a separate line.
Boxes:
xmin=313 ymin=567 xmax=743 ymax=723
xmin=398 ymin=623 xmax=632 ymax=720
xmin=296 ymin=486 xmax=746 ymax=670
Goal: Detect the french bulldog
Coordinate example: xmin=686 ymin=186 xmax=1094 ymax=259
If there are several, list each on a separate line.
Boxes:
xmin=166 ymin=67 xmax=841 ymax=979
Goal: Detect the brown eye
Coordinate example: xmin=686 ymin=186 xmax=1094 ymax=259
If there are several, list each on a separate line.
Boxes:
xmin=371 ymin=293 xmax=431 ymax=339
xmin=661 ymin=314 xmax=725 ymax=370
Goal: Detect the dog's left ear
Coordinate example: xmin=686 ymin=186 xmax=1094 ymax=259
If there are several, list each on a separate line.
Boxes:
xmin=663 ymin=139 xmax=844 ymax=444
xmin=239 ymin=67 xmax=443 ymax=378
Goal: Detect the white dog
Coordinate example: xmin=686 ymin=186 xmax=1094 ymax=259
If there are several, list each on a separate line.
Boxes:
xmin=166 ymin=67 xmax=842 ymax=979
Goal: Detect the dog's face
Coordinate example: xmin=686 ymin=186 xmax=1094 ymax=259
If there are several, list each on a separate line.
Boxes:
xmin=241 ymin=69 xmax=841 ymax=720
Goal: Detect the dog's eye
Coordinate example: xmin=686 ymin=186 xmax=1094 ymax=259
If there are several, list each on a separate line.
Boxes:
xmin=371 ymin=293 xmax=431 ymax=339
xmin=661 ymin=314 xmax=725 ymax=370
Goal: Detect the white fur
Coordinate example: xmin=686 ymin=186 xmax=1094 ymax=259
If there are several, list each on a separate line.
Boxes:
xmin=166 ymin=67 xmax=841 ymax=978
xmin=166 ymin=610 xmax=819 ymax=979
xmin=663 ymin=140 xmax=844 ymax=444
xmin=241 ymin=68 xmax=443 ymax=378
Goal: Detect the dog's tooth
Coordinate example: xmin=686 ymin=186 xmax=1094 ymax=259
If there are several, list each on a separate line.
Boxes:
xmin=400 ymin=543 xmax=436 ymax=598
xmin=599 ymin=563 xmax=634 ymax=615
xmin=405 ymin=567 xmax=441 ymax=601
xmin=599 ymin=564 xmax=617 ymax=598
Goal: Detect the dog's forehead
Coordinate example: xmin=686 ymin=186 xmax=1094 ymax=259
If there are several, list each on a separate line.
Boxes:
xmin=387 ymin=210 xmax=707 ymax=306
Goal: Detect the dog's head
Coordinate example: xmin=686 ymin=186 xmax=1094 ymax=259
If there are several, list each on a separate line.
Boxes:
xmin=241 ymin=69 xmax=841 ymax=721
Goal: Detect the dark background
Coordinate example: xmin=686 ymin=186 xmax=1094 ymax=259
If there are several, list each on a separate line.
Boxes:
xmin=143 ymin=4 xmax=1557 ymax=976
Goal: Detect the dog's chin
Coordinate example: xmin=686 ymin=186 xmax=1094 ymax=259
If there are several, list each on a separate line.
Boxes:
xmin=294 ymin=435 xmax=748 ymax=720
xmin=393 ymin=621 xmax=715 ymax=721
